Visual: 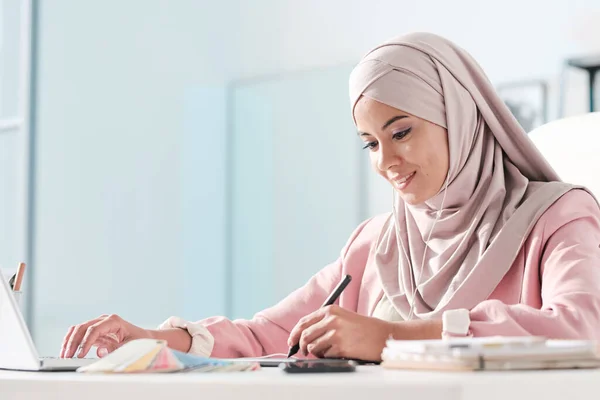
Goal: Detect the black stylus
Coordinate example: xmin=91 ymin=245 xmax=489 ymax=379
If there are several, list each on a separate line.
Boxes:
xmin=287 ymin=274 xmax=352 ymax=358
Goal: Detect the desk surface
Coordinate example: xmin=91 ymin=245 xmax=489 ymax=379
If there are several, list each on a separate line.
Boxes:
xmin=2 ymin=366 xmax=600 ymax=400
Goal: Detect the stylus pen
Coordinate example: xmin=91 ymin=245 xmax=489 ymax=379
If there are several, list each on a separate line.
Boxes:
xmin=287 ymin=274 xmax=352 ymax=358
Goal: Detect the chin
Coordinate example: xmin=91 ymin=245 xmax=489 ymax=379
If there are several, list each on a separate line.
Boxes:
xmin=394 ymin=189 xmax=423 ymax=206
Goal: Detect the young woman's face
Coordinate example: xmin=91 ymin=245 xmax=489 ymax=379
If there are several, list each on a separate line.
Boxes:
xmin=354 ymin=97 xmax=450 ymax=205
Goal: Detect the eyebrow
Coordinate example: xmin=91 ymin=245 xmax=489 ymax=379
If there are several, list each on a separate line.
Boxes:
xmin=357 ymin=115 xmax=408 ymax=136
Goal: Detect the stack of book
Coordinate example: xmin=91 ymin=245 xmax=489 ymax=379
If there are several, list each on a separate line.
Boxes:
xmin=381 ymin=336 xmax=600 ymax=371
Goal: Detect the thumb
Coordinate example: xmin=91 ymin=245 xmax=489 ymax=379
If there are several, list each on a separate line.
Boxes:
xmin=97 ymin=347 xmax=109 ymax=358
xmin=94 ymin=336 xmax=121 ymax=358
xmin=96 ymin=341 xmax=120 ymax=357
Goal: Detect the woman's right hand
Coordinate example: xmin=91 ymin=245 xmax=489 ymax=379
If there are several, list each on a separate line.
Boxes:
xmin=60 ymin=314 xmax=151 ymax=359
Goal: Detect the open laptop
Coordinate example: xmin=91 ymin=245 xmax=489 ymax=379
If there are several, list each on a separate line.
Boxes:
xmin=0 ymin=270 xmax=96 ymax=371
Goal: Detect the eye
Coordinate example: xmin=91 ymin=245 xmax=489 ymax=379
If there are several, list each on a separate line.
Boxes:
xmin=362 ymin=141 xmax=378 ymax=151
xmin=392 ymin=127 xmax=412 ymax=140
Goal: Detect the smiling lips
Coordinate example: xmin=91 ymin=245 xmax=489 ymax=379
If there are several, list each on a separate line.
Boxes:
xmin=391 ymin=171 xmax=416 ymax=190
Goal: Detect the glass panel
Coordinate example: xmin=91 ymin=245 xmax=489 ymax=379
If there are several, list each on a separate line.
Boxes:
xmin=0 ymin=130 xmax=20 ymax=276
xmin=0 ymin=0 xmax=22 ymax=119
xmin=230 ymin=65 xmax=363 ymax=319
xmin=30 ymin=1 xmax=237 ymax=356
xmin=180 ymin=87 xmax=228 ymax=321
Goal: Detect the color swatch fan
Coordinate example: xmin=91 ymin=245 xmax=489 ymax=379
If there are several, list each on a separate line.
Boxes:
xmin=77 ymin=339 xmax=260 ymax=373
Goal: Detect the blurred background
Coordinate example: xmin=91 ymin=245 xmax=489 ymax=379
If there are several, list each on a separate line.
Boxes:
xmin=1 ymin=0 xmax=599 ymax=355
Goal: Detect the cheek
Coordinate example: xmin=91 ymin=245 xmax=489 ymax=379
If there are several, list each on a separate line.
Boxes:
xmin=369 ymin=153 xmax=381 ymax=172
xmin=436 ymin=139 xmax=450 ymax=178
xmin=423 ymin=144 xmax=449 ymax=180
xmin=369 ymin=153 xmax=389 ymax=181
xmin=422 ymin=153 xmax=439 ymax=178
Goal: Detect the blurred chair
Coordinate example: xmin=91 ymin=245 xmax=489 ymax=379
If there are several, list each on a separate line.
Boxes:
xmin=528 ymin=112 xmax=600 ymax=196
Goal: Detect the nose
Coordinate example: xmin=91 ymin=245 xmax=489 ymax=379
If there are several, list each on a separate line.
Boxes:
xmin=376 ymin=143 xmax=401 ymax=171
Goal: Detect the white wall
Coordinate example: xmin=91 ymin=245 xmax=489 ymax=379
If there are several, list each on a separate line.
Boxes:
xmin=233 ymin=0 xmax=600 ymax=215
xmin=236 ymin=1 xmax=600 ymax=82
xmin=30 ymin=0 xmax=600 ymax=355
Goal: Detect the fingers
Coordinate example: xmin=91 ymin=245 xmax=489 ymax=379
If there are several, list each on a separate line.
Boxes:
xmin=288 ymin=309 xmax=327 ymax=350
xmin=77 ymin=315 xmax=123 ymax=358
xmin=321 ymin=343 xmax=343 ymax=359
xmin=59 ymin=325 xmax=76 ymax=358
xmin=61 ymin=315 xmax=107 ymax=358
xmin=299 ymin=316 xmax=335 ymax=356
xmin=288 ymin=306 xmax=339 ymax=346
xmin=306 ymin=329 xmax=338 ymax=358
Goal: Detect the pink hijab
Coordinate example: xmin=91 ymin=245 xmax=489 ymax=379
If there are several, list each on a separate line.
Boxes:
xmin=349 ymin=32 xmax=578 ymax=320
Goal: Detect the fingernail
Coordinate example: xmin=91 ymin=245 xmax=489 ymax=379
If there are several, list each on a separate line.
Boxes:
xmin=75 ymin=345 xmax=83 ymax=358
xmin=98 ymin=348 xmax=108 ymax=357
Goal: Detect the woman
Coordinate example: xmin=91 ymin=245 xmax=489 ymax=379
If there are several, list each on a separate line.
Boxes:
xmin=60 ymin=32 xmax=600 ymax=363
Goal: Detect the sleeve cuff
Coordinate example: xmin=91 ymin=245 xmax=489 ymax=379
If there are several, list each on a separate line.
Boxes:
xmin=158 ymin=316 xmax=215 ymax=357
xmin=441 ymin=308 xmax=472 ymax=338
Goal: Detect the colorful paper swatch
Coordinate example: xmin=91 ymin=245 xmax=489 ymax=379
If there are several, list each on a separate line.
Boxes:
xmin=77 ymin=339 xmax=260 ymax=373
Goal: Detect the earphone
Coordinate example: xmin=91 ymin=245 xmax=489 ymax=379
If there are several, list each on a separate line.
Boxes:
xmin=392 ymin=172 xmax=450 ymax=321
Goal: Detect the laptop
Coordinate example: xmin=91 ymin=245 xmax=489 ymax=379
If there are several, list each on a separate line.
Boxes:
xmin=0 ymin=270 xmax=96 ymax=371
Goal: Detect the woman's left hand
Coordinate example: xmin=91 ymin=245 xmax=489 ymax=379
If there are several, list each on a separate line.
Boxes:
xmin=287 ymin=305 xmax=393 ymax=361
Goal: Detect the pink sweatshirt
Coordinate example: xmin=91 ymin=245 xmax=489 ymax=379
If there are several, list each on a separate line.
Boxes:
xmin=160 ymin=189 xmax=600 ymax=358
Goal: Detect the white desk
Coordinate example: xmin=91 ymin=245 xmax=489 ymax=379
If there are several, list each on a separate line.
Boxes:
xmin=2 ymin=366 xmax=599 ymax=400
